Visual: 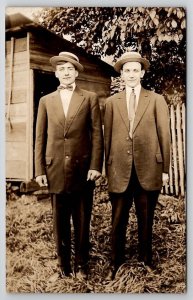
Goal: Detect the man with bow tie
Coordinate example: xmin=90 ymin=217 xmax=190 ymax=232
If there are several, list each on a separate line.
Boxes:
xmin=35 ymin=52 xmax=103 ymax=279
xmin=104 ymin=52 xmax=171 ymax=280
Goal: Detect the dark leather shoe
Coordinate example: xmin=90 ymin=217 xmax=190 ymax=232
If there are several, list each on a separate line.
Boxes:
xmin=106 ymin=266 xmax=118 ymax=281
xmin=60 ymin=266 xmax=73 ymax=278
xmin=138 ymin=254 xmax=152 ymax=266
xmin=75 ymin=265 xmax=88 ymax=280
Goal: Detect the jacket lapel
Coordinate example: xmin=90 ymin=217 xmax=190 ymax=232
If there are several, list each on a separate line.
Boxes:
xmin=51 ymin=91 xmax=66 ymax=127
xmin=116 ymin=90 xmax=129 ymax=131
xmin=133 ymin=88 xmax=150 ymax=133
xmin=64 ymin=86 xmax=85 ymax=136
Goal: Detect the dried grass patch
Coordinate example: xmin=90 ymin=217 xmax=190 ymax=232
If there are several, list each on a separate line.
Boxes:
xmin=6 ymin=177 xmax=186 ymax=293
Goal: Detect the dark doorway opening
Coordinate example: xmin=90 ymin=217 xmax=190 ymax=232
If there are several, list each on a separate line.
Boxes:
xmin=33 ymin=70 xmax=59 ymax=176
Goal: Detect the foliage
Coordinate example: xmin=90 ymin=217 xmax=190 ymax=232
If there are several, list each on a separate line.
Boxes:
xmin=6 ymin=178 xmax=186 ymax=293
xmin=34 ymin=7 xmax=186 ymax=104
xmin=6 ymin=181 xmax=20 ymax=201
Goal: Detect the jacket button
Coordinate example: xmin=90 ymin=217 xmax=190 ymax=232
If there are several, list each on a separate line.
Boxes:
xmin=126 ymin=137 xmax=129 ymax=140
xmin=66 ymin=155 xmax=69 ymax=158
xmin=127 ymin=150 xmax=130 ymax=154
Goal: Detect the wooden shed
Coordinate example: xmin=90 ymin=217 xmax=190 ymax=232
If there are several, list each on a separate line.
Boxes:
xmin=5 ymin=13 xmax=117 ymax=182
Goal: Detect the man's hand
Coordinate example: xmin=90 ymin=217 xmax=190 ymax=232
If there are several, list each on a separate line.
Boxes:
xmin=162 ymin=173 xmax=169 ymax=186
xmin=87 ymin=170 xmax=101 ymax=181
xmin=36 ymin=175 xmax=48 ymax=187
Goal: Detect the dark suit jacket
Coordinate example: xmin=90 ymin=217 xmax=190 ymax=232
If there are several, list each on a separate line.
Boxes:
xmin=35 ymin=86 xmax=103 ymax=193
xmin=104 ymin=87 xmax=171 ymax=193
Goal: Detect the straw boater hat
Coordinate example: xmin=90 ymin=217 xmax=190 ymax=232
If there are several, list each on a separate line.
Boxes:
xmin=114 ymin=51 xmax=150 ymax=73
xmin=50 ymin=51 xmax=84 ymax=72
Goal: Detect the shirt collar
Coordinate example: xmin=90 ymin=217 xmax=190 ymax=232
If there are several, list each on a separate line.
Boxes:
xmin=126 ymin=84 xmax=141 ymax=95
xmin=71 ymin=82 xmax=76 ymax=91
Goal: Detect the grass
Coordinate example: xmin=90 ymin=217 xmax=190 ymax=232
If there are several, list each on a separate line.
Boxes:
xmin=6 ymin=177 xmax=186 ymax=293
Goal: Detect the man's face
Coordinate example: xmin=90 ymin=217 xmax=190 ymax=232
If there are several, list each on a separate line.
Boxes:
xmin=121 ymin=61 xmax=145 ymax=88
xmin=55 ymin=62 xmax=78 ymax=85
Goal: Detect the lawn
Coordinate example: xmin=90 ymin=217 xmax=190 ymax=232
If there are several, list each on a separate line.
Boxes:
xmin=6 ymin=177 xmax=186 ymax=293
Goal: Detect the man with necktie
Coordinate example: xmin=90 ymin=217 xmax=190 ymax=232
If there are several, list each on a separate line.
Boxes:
xmin=35 ymin=51 xmax=103 ymax=279
xmin=104 ymin=51 xmax=171 ymax=280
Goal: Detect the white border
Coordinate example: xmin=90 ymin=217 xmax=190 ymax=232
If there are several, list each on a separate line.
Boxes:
xmin=1 ymin=0 xmax=192 ymax=299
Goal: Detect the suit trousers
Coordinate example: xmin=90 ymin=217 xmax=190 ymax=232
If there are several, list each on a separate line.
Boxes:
xmin=51 ymin=181 xmax=94 ymax=271
xmin=109 ymin=165 xmax=159 ymax=268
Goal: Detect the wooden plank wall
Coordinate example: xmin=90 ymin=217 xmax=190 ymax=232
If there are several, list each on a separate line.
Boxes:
xmin=6 ymin=37 xmax=28 ymax=180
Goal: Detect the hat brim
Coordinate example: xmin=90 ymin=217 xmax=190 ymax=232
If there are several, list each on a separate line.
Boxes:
xmin=50 ymin=56 xmax=84 ymax=72
xmin=114 ymin=57 xmax=150 ymax=73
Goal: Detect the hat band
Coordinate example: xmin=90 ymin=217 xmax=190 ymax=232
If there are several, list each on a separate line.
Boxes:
xmin=59 ymin=54 xmax=79 ymax=63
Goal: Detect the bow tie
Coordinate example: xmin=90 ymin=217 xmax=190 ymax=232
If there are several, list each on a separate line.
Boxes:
xmin=58 ymin=85 xmax=73 ymax=91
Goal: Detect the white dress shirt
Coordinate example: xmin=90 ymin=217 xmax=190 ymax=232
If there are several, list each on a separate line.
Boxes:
xmin=126 ymin=84 xmax=141 ymax=116
xmin=59 ymin=82 xmax=76 ymax=117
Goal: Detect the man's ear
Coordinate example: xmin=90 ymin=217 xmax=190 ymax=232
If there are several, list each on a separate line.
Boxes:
xmin=75 ymin=70 xmax=79 ymax=78
xmin=140 ymin=70 xmax=145 ymax=78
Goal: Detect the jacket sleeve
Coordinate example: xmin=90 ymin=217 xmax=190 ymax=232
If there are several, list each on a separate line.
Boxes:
xmin=34 ymin=98 xmax=47 ymax=177
xmin=103 ymin=99 xmax=113 ymax=173
xmin=155 ymin=95 xmax=171 ymax=173
xmin=89 ymin=94 xmax=104 ymax=172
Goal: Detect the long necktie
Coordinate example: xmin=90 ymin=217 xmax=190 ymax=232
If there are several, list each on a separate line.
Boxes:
xmin=129 ymin=88 xmax=136 ymax=138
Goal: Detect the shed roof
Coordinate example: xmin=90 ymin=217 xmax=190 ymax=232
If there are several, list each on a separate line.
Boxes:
xmin=5 ymin=13 xmax=118 ymax=77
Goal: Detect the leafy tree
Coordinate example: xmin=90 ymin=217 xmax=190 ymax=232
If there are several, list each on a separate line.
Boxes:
xmin=35 ymin=7 xmax=186 ymax=105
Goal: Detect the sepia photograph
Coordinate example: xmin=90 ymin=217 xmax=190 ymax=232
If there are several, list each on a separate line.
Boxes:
xmin=5 ymin=6 xmax=186 ymax=293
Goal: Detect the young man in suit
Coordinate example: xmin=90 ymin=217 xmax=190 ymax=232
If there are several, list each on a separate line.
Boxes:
xmin=104 ymin=51 xmax=170 ymax=280
xmin=35 ymin=52 xmax=103 ymax=279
